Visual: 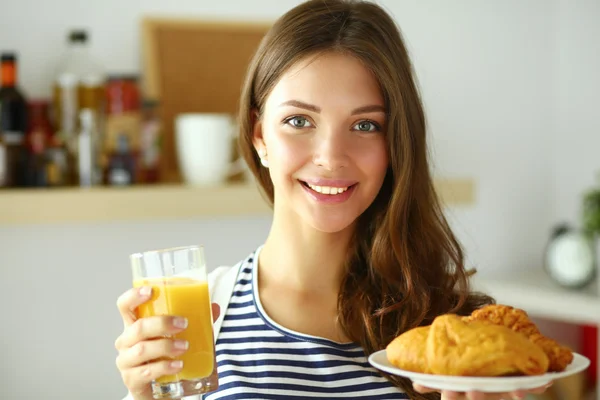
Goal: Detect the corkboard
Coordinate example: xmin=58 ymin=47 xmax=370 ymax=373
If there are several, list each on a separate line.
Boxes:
xmin=141 ymin=18 xmax=271 ymax=182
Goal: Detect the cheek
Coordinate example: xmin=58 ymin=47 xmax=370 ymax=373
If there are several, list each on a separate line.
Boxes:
xmin=266 ymin=131 xmax=309 ymax=169
xmin=272 ymin=138 xmax=300 ymax=162
xmin=354 ymin=139 xmax=389 ymax=178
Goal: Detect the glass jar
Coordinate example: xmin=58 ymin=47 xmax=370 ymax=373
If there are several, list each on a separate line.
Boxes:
xmin=106 ymin=75 xmax=140 ymax=115
xmin=103 ymin=75 xmax=141 ymax=176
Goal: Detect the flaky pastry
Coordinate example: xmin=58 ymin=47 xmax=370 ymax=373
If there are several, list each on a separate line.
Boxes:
xmin=386 ymin=304 xmax=573 ymax=377
xmin=387 ymin=314 xmax=549 ymax=376
xmin=465 ymin=305 xmax=573 ymax=372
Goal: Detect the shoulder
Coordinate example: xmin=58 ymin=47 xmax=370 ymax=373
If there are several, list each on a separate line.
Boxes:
xmin=208 ymin=246 xmax=261 ymax=296
xmin=208 ymin=264 xmax=241 ymax=297
xmin=208 ymin=265 xmax=236 ymax=283
xmin=208 ymin=247 xmax=261 ymax=342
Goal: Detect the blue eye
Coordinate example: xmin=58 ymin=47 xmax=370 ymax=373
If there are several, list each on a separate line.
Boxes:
xmin=353 ymin=120 xmax=380 ymax=132
xmin=285 ymin=116 xmax=313 ymax=128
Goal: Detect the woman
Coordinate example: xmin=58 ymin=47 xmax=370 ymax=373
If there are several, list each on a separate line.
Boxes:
xmin=115 ymin=1 xmax=552 ymax=399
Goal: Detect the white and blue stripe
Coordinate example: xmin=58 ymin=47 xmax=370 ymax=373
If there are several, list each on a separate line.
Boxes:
xmin=204 ymin=250 xmax=408 ymax=399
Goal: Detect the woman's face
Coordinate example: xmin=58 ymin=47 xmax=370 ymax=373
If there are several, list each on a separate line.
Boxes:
xmin=254 ymin=52 xmax=389 ymax=233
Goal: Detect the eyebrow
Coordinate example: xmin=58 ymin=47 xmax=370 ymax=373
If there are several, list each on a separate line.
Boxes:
xmin=279 ymin=100 xmax=385 ymax=115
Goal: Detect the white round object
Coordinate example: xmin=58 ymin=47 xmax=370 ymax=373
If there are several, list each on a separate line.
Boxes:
xmin=546 ymin=232 xmax=595 ymax=287
xmin=369 ymin=350 xmax=590 ymax=393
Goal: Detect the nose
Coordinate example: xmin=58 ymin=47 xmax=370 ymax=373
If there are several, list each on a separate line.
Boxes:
xmin=312 ymin=126 xmax=349 ymax=172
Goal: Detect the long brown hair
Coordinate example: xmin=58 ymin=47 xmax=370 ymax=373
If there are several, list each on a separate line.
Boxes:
xmin=237 ymin=1 xmax=494 ymax=398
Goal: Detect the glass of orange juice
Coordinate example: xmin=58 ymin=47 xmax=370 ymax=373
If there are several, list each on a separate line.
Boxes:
xmin=130 ymin=245 xmax=218 ymax=399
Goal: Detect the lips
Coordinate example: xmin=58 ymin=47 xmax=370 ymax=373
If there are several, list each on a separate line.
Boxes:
xmin=299 ymin=179 xmax=357 ymax=203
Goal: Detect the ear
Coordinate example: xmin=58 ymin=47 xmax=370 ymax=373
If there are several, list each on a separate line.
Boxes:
xmin=251 ymin=109 xmax=265 ymax=151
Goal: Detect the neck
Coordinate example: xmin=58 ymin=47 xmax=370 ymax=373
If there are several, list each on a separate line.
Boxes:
xmin=259 ymin=212 xmax=354 ymax=296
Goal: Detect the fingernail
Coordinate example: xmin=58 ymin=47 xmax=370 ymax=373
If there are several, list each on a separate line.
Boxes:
xmin=174 ymin=340 xmax=189 ymax=350
xmin=173 ymin=317 xmax=188 ymax=329
xmin=170 ymin=360 xmax=183 ymax=369
xmin=511 ymin=394 xmax=524 ymax=400
xmin=139 ymin=286 xmax=151 ymax=297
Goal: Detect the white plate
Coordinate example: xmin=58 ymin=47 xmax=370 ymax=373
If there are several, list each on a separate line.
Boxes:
xmin=368 ymin=350 xmax=590 ymax=393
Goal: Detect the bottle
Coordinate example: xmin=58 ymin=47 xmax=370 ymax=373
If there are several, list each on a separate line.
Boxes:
xmin=104 ymin=75 xmax=141 ymax=164
xmin=45 ymin=134 xmax=69 ymax=187
xmin=77 ymin=108 xmax=99 ymax=187
xmin=139 ymin=100 xmax=162 ymax=183
xmin=0 ymin=134 xmax=6 ymax=187
xmin=107 ymin=133 xmax=136 ymax=186
xmin=53 ymin=30 xmax=105 ymax=158
xmin=0 ymin=52 xmax=28 ymax=187
xmin=25 ymin=100 xmax=53 ymax=186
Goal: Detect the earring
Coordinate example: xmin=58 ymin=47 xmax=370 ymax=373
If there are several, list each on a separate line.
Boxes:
xmin=258 ymin=148 xmax=269 ymax=168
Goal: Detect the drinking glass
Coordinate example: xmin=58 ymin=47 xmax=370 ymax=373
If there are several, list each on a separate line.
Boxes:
xmin=130 ymin=245 xmax=218 ymax=399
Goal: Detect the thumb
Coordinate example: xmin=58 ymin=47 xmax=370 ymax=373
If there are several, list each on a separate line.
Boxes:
xmin=211 ymin=303 xmax=221 ymax=322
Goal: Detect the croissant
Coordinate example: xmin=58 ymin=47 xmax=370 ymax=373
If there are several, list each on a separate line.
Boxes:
xmin=465 ymin=305 xmax=574 ymax=372
xmin=427 ymin=314 xmax=549 ymax=376
xmin=386 ymin=314 xmax=550 ymax=376
xmin=386 ymin=326 xmax=430 ymax=373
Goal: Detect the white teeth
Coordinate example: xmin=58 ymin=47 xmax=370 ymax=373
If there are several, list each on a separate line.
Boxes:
xmin=306 ymin=184 xmax=350 ymax=195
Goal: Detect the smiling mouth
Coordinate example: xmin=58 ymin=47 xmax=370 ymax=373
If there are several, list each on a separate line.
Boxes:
xmin=299 ymin=180 xmax=356 ymax=195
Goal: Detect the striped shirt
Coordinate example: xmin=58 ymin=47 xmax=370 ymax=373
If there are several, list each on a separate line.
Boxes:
xmin=204 ymin=249 xmax=408 ymax=399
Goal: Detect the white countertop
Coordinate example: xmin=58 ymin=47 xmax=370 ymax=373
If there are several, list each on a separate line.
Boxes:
xmin=472 ymin=269 xmax=600 ymax=325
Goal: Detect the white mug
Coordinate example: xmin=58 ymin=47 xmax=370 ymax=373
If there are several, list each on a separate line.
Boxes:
xmin=175 ymin=113 xmax=247 ymax=186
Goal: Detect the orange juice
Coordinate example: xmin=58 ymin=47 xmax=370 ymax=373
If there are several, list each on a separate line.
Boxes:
xmin=133 ymin=277 xmax=214 ymax=383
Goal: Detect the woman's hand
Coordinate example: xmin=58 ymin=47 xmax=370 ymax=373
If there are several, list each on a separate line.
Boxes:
xmin=114 ymin=286 xmax=221 ymax=400
xmin=413 ymin=382 xmax=553 ymax=400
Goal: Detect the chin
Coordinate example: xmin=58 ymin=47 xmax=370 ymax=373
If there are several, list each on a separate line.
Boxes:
xmin=303 ymin=212 xmax=357 ymax=234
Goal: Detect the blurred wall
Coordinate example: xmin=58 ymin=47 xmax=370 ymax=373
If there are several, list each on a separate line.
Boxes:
xmin=0 ymin=1 xmax=598 ymax=399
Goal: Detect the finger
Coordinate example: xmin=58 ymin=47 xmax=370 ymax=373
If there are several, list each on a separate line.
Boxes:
xmin=508 ymin=381 xmax=553 ymax=399
xmin=116 ymin=287 xmax=152 ymax=327
xmin=466 ymin=391 xmax=485 ymax=400
xmin=509 ymin=390 xmax=526 ymax=400
xmin=121 ymin=359 xmax=184 ymax=394
xmin=527 ymin=381 xmax=554 ymax=394
xmin=116 ymin=338 xmax=189 ymax=370
xmin=440 ymin=390 xmax=462 ymax=400
xmin=413 ymin=383 xmax=436 ymax=393
xmin=115 ymin=315 xmax=188 ymax=350
xmin=212 ymin=303 xmax=220 ymax=323
xmin=466 ymin=392 xmax=509 ymax=400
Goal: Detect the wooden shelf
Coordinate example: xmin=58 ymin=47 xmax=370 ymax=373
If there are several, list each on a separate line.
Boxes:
xmin=1 ymin=183 xmax=271 ymax=224
xmin=0 ymin=178 xmax=475 ymax=224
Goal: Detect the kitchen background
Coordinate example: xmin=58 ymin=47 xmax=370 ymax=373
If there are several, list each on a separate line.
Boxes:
xmin=0 ymin=0 xmax=599 ymax=399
